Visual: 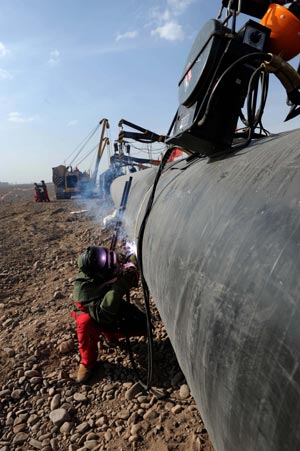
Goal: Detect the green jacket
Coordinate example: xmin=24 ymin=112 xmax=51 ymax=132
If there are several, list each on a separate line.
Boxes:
xmin=72 ymin=254 xmax=138 ymax=325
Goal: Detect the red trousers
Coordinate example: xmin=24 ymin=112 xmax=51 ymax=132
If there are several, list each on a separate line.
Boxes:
xmin=72 ymin=302 xmax=147 ymax=368
xmin=74 ymin=312 xmax=101 ymax=368
xmin=73 ymin=311 xmax=127 ymax=368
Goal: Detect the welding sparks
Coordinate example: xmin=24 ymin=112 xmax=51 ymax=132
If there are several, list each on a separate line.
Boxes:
xmin=125 ymin=241 xmax=137 ymax=256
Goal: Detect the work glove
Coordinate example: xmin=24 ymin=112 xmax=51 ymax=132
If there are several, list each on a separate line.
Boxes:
xmin=121 ymin=258 xmax=139 ymax=288
xmin=125 ymin=253 xmax=138 ymax=267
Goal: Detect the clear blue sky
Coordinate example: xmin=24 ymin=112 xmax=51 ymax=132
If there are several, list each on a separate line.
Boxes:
xmin=0 ymin=0 xmax=299 ymax=183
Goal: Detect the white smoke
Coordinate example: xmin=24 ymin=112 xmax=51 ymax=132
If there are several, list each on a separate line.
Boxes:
xmin=125 ymin=240 xmax=137 ymax=256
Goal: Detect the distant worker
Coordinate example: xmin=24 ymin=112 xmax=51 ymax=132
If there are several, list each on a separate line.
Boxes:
xmin=41 ymin=180 xmax=50 ymax=202
xmin=34 ymin=183 xmax=43 ymax=202
xmin=71 ymin=246 xmax=147 ymax=383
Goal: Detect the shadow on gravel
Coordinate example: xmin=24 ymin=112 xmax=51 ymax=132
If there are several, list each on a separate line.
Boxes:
xmin=85 ymin=334 xmax=185 ymax=392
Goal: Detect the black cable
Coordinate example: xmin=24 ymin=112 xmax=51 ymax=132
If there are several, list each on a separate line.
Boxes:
xmin=130 ymin=57 xmax=271 ymax=385
xmin=236 ymin=64 xmax=270 ymax=147
xmin=244 ymin=66 xmax=268 ymax=131
xmin=199 ymin=52 xmax=271 ymax=129
xmin=197 ymin=52 xmax=272 ymax=154
xmin=136 ymin=147 xmax=174 ymax=390
xmin=246 ymin=66 xmax=269 ymax=130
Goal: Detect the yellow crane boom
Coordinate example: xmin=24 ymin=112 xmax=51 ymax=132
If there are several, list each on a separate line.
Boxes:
xmin=92 ymin=118 xmax=110 ymax=186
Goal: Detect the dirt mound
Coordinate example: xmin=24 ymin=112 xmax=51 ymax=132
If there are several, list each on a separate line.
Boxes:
xmin=0 ymin=184 xmax=213 ymax=451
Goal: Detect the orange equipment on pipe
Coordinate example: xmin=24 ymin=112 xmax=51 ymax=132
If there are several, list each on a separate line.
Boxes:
xmin=261 ymin=3 xmax=300 ymax=61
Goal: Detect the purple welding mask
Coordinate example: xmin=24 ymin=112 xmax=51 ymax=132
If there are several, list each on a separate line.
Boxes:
xmin=81 ymin=246 xmax=119 ymax=277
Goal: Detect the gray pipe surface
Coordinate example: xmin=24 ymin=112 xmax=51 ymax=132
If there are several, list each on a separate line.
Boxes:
xmin=111 ymin=130 xmax=300 ymax=451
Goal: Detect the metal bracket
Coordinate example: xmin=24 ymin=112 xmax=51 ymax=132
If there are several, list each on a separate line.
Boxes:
xmin=227 ymin=0 xmax=242 ymax=15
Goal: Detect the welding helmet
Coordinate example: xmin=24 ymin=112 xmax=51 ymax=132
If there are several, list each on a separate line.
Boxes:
xmin=80 ymin=246 xmax=119 ymax=277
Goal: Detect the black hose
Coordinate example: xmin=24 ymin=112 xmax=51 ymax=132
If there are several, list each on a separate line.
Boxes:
xmin=235 ymin=65 xmax=270 ymax=149
xmin=199 ymin=52 xmax=271 ymax=154
xmin=199 ymin=52 xmax=271 ymax=129
xmin=137 ymin=147 xmax=174 ymax=390
xmin=246 ymin=66 xmax=269 ymax=130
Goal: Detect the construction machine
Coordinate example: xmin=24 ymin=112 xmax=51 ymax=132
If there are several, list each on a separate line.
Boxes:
xmin=51 ymin=165 xmax=91 ymax=199
xmin=52 ymin=118 xmax=110 ymax=199
xmin=98 ymin=136 xmax=166 ymax=201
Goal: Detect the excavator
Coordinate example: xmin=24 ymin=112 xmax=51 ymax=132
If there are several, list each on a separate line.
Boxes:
xmin=52 ymin=118 xmax=110 ymax=199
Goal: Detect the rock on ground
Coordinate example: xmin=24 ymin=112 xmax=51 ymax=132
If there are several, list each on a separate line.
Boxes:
xmin=0 ymin=184 xmax=214 ymax=451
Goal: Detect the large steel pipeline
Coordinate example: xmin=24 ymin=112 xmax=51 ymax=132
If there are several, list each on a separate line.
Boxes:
xmin=110 ymin=130 xmax=300 ymax=451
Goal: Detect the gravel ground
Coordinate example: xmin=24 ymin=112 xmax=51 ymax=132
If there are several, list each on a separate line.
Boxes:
xmin=0 ymin=184 xmax=214 ymax=451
